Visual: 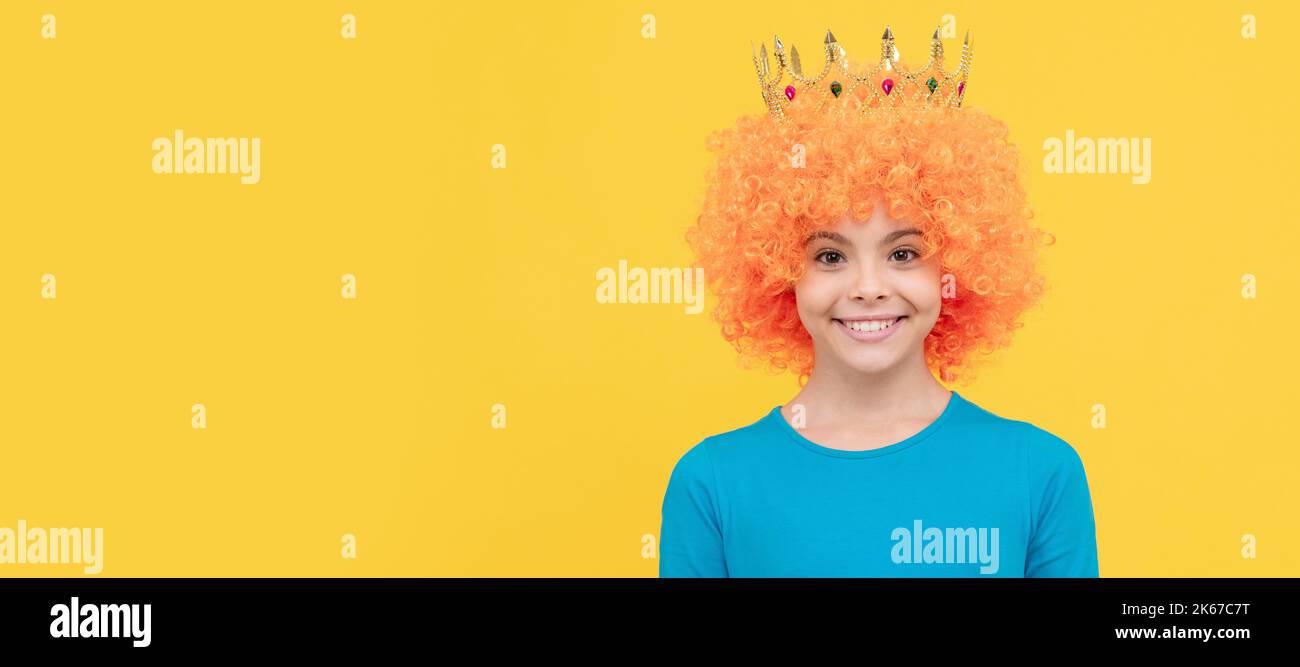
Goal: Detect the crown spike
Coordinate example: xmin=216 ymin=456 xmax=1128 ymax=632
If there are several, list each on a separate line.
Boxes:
xmin=880 ymin=26 xmax=898 ymax=70
xmin=930 ymin=25 xmax=944 ymax=60
xmin=752 ymin=25 xmax=975 ymax=122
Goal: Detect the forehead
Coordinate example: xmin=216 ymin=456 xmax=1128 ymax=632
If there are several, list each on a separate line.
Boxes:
xmin=806 ymin=207 xmax=920 ymax=246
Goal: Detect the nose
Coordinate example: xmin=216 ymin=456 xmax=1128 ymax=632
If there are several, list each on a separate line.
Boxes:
xmin=848 ymin=257 xmax=890 ymax=302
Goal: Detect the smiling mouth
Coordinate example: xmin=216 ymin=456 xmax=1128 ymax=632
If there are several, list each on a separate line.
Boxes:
xmin=834 ymin=316 xmax=906 ymax=333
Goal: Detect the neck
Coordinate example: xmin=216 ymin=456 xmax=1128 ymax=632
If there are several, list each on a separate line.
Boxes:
xmin=789 ymin=349 xmax=950 ymax=422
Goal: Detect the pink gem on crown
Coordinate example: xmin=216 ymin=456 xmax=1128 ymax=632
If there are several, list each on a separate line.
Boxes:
xmin=752 ymin=24 xmax=974 ymax=122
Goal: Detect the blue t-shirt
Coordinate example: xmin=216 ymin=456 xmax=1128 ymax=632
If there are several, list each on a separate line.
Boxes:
xmin=659 ymin=390 xmax=1099 ymax=577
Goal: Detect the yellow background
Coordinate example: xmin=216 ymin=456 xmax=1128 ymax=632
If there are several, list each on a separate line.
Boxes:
xmin=1 ymin=1 xmax=1295 ymax=576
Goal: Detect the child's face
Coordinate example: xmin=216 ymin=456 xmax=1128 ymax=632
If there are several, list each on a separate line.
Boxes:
xmin=795 ymin=200 xmax=943 ymax=377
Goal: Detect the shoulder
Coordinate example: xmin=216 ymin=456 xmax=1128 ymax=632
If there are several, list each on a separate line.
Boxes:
xmin=668 ymin=408 xmax=775 ymax=476
xmin=667 ymin=437 xmax=715 ymax=483
xmin=953 ymin=394 xmax=1084 ymax=466
xmin=1018 ymin=422 xmax=1084 ymax=464
xmin=1007 ymin=419 xmax=1090 ymax=501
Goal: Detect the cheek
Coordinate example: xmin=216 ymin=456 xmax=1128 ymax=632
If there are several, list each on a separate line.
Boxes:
xmin=794 ymin=275 xmax=839 ymax=317
xmin=904 ymin=262 xmax=946 ymax=299
xmin=903 ymin=268 xmax=945 ymax=312
xmin=912 ymin=285 xmax=944 ymax=313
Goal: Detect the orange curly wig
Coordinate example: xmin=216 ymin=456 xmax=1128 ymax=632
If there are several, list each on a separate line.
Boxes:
xmin=686 ymin=70 xmax=1055 ymax=387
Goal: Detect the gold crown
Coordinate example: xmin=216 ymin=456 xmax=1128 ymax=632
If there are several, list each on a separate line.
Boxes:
xmin=753 ymin=25 xmax=973 ymax=122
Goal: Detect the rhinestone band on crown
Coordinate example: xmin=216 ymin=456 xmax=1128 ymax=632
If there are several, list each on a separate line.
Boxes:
xmin=753 ymin=25 xmax=973 ymax=122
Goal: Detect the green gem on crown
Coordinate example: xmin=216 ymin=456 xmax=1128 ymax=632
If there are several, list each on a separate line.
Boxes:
xmin=926 ymin=77 xmax=938 ymax=93
xmin=829 ymin=81 xmax=842 ymax=97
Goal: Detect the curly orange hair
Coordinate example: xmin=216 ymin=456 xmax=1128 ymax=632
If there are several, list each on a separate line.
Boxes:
xmin=686 ymin=77 xmax=1055 ymax=387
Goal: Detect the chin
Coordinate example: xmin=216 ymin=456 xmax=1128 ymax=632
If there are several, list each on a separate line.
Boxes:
xmin=827 ymin=347 xmax=902 ymax=372
xmin=845 ymin=358 xmax=901 ymax=374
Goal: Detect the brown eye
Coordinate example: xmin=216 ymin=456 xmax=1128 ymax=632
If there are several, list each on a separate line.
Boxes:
xmin=891 ymin=248 xmax=919 ymax=262
xmin=815 ymin=250 xmax=845 ymax=265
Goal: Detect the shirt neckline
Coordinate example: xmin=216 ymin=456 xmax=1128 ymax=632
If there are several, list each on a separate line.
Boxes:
xmin=767 ymin=390 xmax=963 ymax=460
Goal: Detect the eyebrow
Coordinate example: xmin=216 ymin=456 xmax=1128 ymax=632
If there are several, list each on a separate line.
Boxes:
xmin=805 ymin=228 xmax=923 ymax=247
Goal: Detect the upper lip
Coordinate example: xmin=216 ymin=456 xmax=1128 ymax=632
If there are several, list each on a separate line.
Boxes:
xmin=836 ymin=315 xmax=905 ymax=322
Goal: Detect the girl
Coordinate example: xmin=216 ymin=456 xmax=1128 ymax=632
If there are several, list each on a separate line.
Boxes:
xmin=660 ymin=27 xmax=1098 ymax=577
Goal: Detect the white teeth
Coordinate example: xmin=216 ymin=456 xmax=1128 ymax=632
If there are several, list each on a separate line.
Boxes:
xmin=842 ymin=318 xmax=899 ymax=333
